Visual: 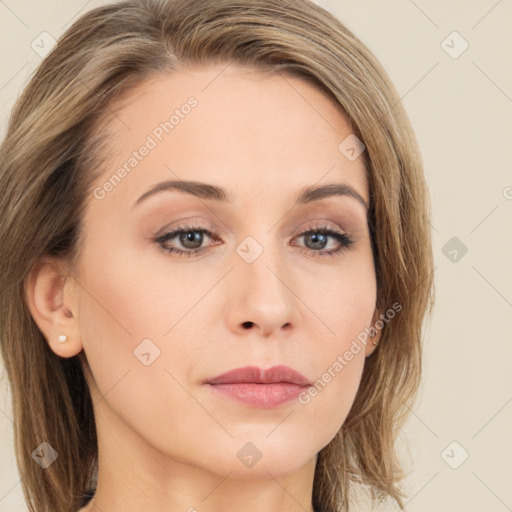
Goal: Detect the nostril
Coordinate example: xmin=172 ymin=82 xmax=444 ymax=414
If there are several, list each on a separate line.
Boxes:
xmin=242 ymin=321 xmax=254 ymax=329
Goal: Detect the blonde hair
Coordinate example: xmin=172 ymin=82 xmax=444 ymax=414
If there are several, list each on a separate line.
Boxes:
xmin=0 ymin=1 xmax=434 ymax=511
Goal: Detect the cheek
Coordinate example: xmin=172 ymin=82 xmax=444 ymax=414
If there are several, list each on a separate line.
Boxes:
xmin=295 ymin=299 xmax=369 ymax=449
xmin=74 ymin=243 xmax=178 ymax=402
xmin=77 ymin=235 xmax=202 ymax=340
xmin=75 ymin=252 xmax=207 ymax=458
xmin=302 ymin=251 xmax=377 ymax=346
xmin=292 ymin=257 xmax=375 ymax=440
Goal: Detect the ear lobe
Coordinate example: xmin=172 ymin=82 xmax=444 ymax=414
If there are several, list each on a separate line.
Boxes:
xmin=364 ymin=308 xmax=382 ymax=358
xmin=24 ymin=258 xmax=83 ymax=358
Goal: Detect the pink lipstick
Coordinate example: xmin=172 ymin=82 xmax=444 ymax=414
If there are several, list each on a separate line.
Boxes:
xmin=204 ymin=365 xmax=312 ymax=408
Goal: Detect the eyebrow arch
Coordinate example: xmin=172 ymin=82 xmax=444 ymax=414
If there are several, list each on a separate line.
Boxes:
xmin=132 ymin=180 xmax=368 ymax=210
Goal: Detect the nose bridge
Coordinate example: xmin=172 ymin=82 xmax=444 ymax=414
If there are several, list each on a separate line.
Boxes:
xmin=227 ymin=229 xmax=299 ymax=335
xmin=237 ymin=231 xmax=288 ymax=298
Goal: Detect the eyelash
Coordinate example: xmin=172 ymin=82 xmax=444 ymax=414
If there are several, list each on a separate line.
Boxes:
xmin=153 ymin=223 xmax=355 ymax=259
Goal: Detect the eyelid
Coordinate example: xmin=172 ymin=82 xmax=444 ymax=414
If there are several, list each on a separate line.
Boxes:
xmin=154 ymin=218 xmax=218 ymax=238
xmin=153 ymin=219 xmax=355 ymax=259
xmin=295 ymin=220 xmax=346 ymax=235
xmin=156 ymin=218 xmax=348 ymax=242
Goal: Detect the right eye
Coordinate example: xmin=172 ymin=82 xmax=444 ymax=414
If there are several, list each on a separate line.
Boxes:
xmin=153 ymin=224 xmax=221 ymax=257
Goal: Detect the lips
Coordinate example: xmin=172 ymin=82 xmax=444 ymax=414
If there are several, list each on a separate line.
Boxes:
xmin=204 ymin=364 xmax=312 ymax=387
xmin=204 ymin=364 xmax=312 ymax=408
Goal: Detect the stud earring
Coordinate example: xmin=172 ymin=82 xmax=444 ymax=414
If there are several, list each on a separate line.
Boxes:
xmin=57 ymin=335 xmax=68 ymax=343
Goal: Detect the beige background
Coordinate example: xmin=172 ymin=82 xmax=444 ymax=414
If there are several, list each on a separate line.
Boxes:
xmin=1 ymin=1 xmax=511 ymax=511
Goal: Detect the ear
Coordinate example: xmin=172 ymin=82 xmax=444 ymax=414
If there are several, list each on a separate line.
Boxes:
xmin=24 ymin=257 xmax=83 ymax=358
xmin=364 ymin=308 xmax=382 ymax=358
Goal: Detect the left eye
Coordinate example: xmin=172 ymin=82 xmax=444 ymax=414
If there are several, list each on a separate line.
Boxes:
xmin=154 ymin=225 xmax=218 ymax=257
xmin=154 ymin=224 xmax=354 ymax=258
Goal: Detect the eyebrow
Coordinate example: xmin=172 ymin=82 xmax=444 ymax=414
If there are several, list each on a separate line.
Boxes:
xmin=132 ymin=180 xmax=368 ymax=210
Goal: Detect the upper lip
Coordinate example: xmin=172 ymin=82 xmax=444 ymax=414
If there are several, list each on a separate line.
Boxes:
xmin=204 ymin=364 xmax=312 ymax=386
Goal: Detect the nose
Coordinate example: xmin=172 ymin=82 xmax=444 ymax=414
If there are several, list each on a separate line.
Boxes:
xmin=225 ymin=247 xmax=300 ymax=338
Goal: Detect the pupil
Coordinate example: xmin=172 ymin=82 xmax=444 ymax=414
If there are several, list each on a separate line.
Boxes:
xmin=181 ymin=231 xmax=202 ymax=248
xmin=308 ymin=233 xmax=327 ymax=249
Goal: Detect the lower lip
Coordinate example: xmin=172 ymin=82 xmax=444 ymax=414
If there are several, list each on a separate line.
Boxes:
xmin=206 ymin=382 xmax=308 ymax=408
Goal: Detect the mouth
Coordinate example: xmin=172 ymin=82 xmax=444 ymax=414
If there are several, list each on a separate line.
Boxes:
xmin=203 ymin=365 xmax=312 ymax=408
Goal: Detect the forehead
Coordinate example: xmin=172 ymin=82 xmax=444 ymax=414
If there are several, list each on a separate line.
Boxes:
xmin=87 ymin=64 xmax=368 ymax=213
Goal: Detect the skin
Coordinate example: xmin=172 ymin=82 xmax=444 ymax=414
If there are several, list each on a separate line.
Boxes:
xmin=26 ymin=64 xmax=381 ymax=512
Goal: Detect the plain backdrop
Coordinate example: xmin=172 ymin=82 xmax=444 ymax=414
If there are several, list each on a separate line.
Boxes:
xmin=1 ymin=1 xmax=511 ymax=511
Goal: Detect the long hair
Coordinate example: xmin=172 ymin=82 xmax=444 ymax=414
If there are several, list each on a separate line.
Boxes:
xmin=0 ymin=1 xmax=434 ymax=510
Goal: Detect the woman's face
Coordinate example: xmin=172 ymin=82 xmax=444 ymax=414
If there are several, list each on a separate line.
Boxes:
xmin=69 ymin=64 xmax=378 ymax=481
